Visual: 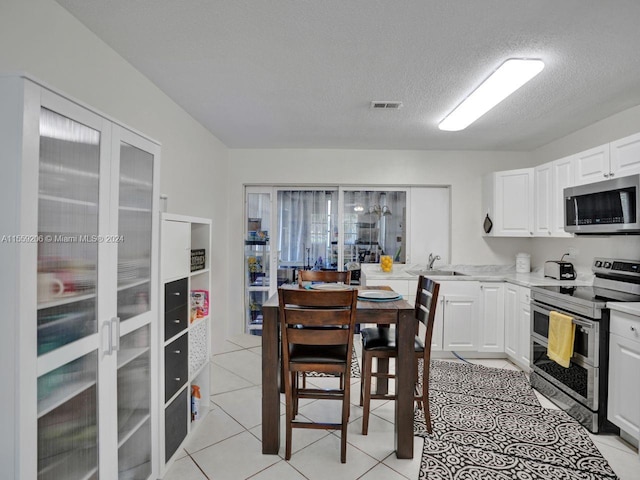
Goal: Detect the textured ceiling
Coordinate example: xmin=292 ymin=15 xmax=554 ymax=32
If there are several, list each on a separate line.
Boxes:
xmin=55 ymin=0 xmax=640 ymax=150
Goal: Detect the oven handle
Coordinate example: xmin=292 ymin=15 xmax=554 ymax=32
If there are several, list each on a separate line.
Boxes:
xmin=530 ymin=301 xmax=595 ymax=330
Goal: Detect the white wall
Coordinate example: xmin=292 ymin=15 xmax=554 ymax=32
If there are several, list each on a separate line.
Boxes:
xmin=0 ymin=1 xmax=230 ymax=347
xmin=530 ymin=104 xmax=640 ymax=273
xmin=227 ymin=148 xmax=533 ymax=334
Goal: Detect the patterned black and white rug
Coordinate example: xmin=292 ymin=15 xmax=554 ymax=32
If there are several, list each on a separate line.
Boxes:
xmin=414 ymin=360 xmax=619 ymax=479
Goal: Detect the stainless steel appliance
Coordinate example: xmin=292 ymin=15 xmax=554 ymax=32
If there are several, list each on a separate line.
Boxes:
xmin=564 ymin=174 xmax=640 ymax=235
xmin=530 ymin=257 xmax=640 ymax=432
xmin=544 ymin=260 xmax=576 ymax=280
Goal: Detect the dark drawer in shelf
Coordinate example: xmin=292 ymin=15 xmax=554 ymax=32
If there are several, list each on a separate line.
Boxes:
xmin=165 ymin=333 xmax=188 ymax=402
xmin=164 ymin=304 xmax=188 ymax=341
xmin=164 ymin=278 xmax=188 ymax=312
xmin=165 ymin=388 xmax=188 ymax=460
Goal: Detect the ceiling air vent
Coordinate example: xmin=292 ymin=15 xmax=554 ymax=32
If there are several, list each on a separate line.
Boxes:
xmin=370 ymin=101 xmax=403 ymax=109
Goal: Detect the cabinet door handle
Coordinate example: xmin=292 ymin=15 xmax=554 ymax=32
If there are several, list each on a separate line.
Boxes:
xmin=609 ymin=172 xmax=615 ymax=177
xmin=173 ymin=292 xmax=181 ymax=296
xmin=603 ymin=173 xmax=610 ymax=178
xmin=173 ymin=319 xmax=181 ymax=324
xmin=174 ymin=377 xmax=181 ymax=382
xmin=110 ymin=317 xmax=121 ymax=352
xmin=631 ymin=326 xmax=637 ymax=333
xmin=173 ymin=349 xmax=181 ymax=354
xmin=103 ymin=320 xmax=113 ymax=355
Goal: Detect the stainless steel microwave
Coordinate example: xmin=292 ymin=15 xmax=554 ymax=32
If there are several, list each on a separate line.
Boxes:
xmin=564 ymin=174 xmax=640 ymax=234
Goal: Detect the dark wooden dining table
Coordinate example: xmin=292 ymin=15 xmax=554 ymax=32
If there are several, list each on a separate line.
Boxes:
xmin=261 ymin=284 xmax=417 ymax=459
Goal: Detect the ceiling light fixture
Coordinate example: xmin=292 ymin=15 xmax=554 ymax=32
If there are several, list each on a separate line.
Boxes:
xmin=438 ymin=58 xmax=545 ymax=131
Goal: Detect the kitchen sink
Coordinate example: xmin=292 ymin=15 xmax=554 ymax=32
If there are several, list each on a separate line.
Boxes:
xmin=406 ymin=269 xmax=467 ymax=277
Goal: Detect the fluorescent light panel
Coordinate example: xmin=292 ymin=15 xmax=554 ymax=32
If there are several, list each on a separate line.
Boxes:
xmin=438 ymin=58 xmax=545 ymax=131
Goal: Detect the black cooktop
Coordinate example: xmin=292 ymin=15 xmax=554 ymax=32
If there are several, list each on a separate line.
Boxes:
xmin=533 ymin=285 xmax=640 ymax=304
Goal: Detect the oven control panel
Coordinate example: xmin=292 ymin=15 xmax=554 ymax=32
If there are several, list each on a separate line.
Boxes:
xmin=593 ymin=257 xmax=640 ymax=277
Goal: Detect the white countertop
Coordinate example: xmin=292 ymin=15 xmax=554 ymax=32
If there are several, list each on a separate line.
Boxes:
xmin=360 ymin=263 xmax=593 ymax=289
xmin=607 ymin=302 xmax=640 ymax=316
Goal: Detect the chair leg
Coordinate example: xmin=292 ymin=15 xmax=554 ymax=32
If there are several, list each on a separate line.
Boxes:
xmin=414 ymin=358 xmax=423 ymax=411
xmin=284 ymin=370 xmax=293 ymax=460
xmin=341 ymin=378 xmax=350 ymax=463
xmin=423 ymin=359 xmax=432 ymax=434
xmin=361 ymin=352 xmax=373 ymax=435
xmin=292 ymin=372 xmax=299 ymax=418
xmin=359 ymin=356 xmax=365 ymax=407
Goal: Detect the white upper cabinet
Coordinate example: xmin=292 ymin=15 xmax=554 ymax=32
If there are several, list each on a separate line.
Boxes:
xmin=551 ymin=156 xmax=574 ymax=237
xmin=533 ymin=163 xmax=553 ymax=236
xmin=610 ymin=131 xmax=640 ymax=179
xmin=483 ymin=168 xmax=534 ymax=237
xmin=573 ymin=136 xmax=640 ymax=186
xmin=573 ymin=144 xmax=610 ymax=185
xmin=532 ymin=156 xmax=574 ymax=238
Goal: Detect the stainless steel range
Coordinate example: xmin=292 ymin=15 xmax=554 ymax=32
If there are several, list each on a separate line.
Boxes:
xmin=529 ymin=257 xmax=640 ymax=433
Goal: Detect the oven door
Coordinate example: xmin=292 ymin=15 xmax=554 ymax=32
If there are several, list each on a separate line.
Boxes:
xmin=530 ymin=301 xmax=599 ymax=410
xmin=531 ymin=301 xmax=599 ymax=367
xmin=530 ymin=336 xmax=598 ymax=410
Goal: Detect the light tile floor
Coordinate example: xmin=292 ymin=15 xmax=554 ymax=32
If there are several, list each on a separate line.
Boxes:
xmin=163 ymin=334 xmax=640 ymax=479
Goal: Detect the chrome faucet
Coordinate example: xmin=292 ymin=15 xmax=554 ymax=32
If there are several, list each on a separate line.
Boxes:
xmin=427 ymin=253 xmax=441 ymax=270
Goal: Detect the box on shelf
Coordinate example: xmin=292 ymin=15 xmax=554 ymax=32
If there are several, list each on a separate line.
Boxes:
xmin=248 ymin=218 xmax=261 ymax=232
xmin=191 ymin=249 xmax=206 ymax=272
xmin=190 ymin=290 xmax=209 ymax=322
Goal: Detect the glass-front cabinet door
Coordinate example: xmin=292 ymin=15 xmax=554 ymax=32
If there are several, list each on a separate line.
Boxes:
xmin=112 ymin=126 xmax=159 ymax=479
xmin=30 ymin=86 xmax=159 ymax=480
xmin=36 ymin=100 xmax=105 ymax=479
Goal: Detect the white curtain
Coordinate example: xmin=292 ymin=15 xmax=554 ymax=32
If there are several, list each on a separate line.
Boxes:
xmin=277 ymin=190 xmax=338 ymax=269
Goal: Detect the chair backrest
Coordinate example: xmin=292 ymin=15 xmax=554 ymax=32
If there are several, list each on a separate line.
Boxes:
xmin=297 ymin=270 xmax=351 ymax=287
xmin=278 ymin=287 xmax=358 ymax=369
xmin=414 ymin=276 xmax=440 ymax=354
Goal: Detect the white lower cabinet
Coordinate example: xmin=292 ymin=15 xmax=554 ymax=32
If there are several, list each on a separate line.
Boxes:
xmin=478 ymin=282 xmax=505 ymax=352
xmin=519 ymin=300 xmax=532 ymax=368
xmin=433 ymin=281 xmax=480 ymax=352
xmin=608 ymin=311 xmax=640 ymax=439
xmin=503 ymin=284 xmax=531 ymax=371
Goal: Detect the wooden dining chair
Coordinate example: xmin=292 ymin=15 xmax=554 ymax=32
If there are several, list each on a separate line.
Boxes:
xmin=296 ymin=269 xmax=352 ymax=388
xmin=278 ymin=287 xmax=358 ymax=463
xmin=359 ymin=276 xmax=440 ymax=435
xmin=297 ymin=269 xmax=351 ymax=287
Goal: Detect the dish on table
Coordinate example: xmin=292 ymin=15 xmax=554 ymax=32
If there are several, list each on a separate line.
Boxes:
xmin=308 ymin=283 xmax=352 ymax=291
xmin=357 ymin=290 xmax=402 ymax=301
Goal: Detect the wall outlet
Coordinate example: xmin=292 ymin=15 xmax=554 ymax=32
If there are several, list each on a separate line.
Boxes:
xmin=567 ymin=246 xmax=579 ymax=258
